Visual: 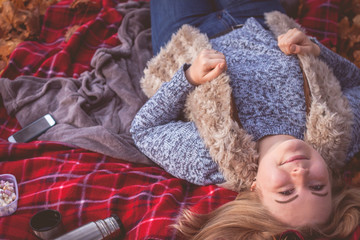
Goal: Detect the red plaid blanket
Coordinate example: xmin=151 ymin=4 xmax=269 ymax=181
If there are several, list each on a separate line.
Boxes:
xmin=0 ymin=0 xmax=359 ymax=239
xmin=297 ymin=0 xmax=341 ymax=49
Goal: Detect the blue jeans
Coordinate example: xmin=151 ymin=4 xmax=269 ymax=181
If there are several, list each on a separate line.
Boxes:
xmin=150 ymin=0 xmax=285 ymax=54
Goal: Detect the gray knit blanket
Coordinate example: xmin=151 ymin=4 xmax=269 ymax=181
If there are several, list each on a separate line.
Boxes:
xmin=0 ymin=2 xmax=153 ymax=165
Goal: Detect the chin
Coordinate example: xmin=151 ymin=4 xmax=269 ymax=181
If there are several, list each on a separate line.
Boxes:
xmin=281 ymin=138 xmax=311 ymax=152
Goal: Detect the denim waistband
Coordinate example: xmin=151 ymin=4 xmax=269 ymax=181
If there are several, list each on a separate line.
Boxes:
xmin=210 ymin=23 xmax=244 ymax=39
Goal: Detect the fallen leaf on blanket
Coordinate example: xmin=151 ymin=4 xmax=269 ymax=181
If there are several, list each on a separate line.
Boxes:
xmin=0 ymin=0 xmax=59 ymax=71
xmin=65 ymin=25 xmax=80 ymax=42
xmin=339 ymin=17 xmax=351 ymax=40
xmin=339 ymin=15 xmax=360 ymax=47
xmin=0 ymin=38 xmax=21 ymax=53
xmin=0 ymin=38 xmax=21 ymax=73
xmin=0 ymin=1 xmax=40 ymax=43
xmin=0 ymin=59 xmax=6 ymax=72
xmin=70 ymin=0 xmax=101 ymax=13
xmin=352 ymin=0 xmax=360 ymax=14
xmin=337 ymin=11 xmax=360 ymax=68
xmin=337 ymin=18 xmax=353 ymax=60
xmin=9 ymin=0 xmax=24 ymax=9
xmin=27 ymin=0 xmax=60 ymax=16
xmin=353 ymin=50 xmax=360 ymax=67
xmin=349 ymin=15 xmax=360 ymax=43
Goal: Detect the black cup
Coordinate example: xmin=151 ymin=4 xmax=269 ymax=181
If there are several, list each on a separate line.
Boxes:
xmin=30 ymin=209 xmax=64 ymax=239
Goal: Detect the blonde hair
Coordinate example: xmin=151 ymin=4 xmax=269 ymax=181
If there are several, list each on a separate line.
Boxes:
xmin=174 ymin=183 xmax=360 ymax=240
xmin=319 ymin=177 xmax=360 ymax=238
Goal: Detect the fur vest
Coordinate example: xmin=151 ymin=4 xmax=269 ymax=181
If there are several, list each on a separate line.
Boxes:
xmin=140 ymin=11 xmax=353 ymax=192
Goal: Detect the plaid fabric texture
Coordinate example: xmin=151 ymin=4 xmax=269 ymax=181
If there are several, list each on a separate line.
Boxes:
xmin=297 ymin=0 xmax=341 ymax=49
xmin=0 ymin=0 xmax=359 ymax=239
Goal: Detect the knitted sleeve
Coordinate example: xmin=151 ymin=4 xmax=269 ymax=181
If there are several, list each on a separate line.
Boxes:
xmin=316 ymin=39 xmax=360 ymax=90
xmin=130 ymin=65 xmax=225 ymax=185
xmin=316 ymin=40 xmax=360 ymax=160
xmin=344 ymin=86 xmax=360 ymax=160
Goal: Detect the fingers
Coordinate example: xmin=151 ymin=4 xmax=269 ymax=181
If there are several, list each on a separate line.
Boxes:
xmin=199 ymin=49 xmax=225 ymax=60
xmin=278 ymin=28 xmax=308 ymax=55
xmin=204 ymin=59 xmax=227 ymax=73
xmin=200 ymin=49 xmax=226 ymax=69
xmin=200 ymin=49 xmax=227 ymax=81
xmin=203 ymin=61 xmax=226 ymax=82
xmin=185 ymin=49 xmax=227 ymax=85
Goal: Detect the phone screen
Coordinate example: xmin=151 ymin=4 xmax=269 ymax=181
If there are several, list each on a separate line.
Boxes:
xmin=8 ymin=114 xmax=56 ymax=143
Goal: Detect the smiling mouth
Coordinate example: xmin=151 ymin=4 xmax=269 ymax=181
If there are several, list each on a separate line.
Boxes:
xmin=281 ymin=155 xmax=309 ymax=165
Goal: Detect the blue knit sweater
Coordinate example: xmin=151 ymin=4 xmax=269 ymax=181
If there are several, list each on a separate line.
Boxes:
xmin=131 ymin=18 xmax=360 ymax=186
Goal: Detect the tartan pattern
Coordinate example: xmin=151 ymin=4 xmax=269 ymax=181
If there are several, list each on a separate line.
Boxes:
xmin=0 ymin=0 xmax=359 ymax=239
xmin=297 ymin=0 xmax=341 ymax=49
xmin=0 ymin=142 xmax=236 ymax=239
xmin=1 ymin=0 xmax=122 ymax=80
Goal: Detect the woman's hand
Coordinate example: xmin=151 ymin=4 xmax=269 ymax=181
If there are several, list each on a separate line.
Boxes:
xmin=185 ymin=49 xmax=227 ymax=85
xmin=278 ymin=28 xmax=320 ymax=56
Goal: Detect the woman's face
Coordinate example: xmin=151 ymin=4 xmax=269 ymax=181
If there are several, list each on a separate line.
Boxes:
xmin=255 ymin=138 xmax=332 ymax=227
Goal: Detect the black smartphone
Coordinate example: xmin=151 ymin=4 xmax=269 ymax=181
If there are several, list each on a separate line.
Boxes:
xmin=8 ymin=114 xmax=56 ymax=143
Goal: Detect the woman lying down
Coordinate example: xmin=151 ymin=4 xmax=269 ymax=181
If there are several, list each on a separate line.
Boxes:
xmin=131 ymin=0 xmax=360 ymax=239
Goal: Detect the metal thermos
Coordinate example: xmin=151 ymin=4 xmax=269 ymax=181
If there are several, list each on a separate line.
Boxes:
xmin=54 ymin=215 xmax=125 ymax=240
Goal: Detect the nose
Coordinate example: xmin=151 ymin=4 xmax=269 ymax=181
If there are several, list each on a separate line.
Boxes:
xmin=291 ymin=166 xmax=308 ymax=175
xmin=291 ymin=166 xmax=309 ymax=183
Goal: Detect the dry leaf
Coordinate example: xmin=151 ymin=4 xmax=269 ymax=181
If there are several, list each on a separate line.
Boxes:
xmin=339 ymin=17 xmax=351 ymax=39
xmin=353 ymin=50 xmax=360 ymax=67
xmin=0 ymin=38 xmax=21 ymax=72
xmin=65 ymin=25 xmax=80 ymax=42
xmin=12 ymin=0 xmax=25 ymax=9
xmin=337 ymin=2 xmax=360 ymax=66
xmin=0 ymin=39 xmax=20 ymax=58
xmin=31 ymin=0 xmax=60 ymax=16
xmin=0 ymin=0 xmax=58 ymax=71
xmin=0 ymin=0 xmax=40 ymax=40
xmin=0 ymin=60 xmax=6 ymax=71
xmin=352 ymin=0 xmax=360 ymax=15
xmin=70 ymin=0 xmax=101 ymax=13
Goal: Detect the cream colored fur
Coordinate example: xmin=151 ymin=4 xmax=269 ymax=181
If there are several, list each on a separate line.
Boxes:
xmin=265 ymin=11 xmax=353 ymax=171
xmin=140 ymin=11 xmax=353 ymax=192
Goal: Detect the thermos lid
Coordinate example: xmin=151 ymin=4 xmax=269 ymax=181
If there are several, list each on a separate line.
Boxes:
xmin=30 ymin=209 xmax=64 ymax=240
xmin=111 ymin=214 xmax=125 ymax=237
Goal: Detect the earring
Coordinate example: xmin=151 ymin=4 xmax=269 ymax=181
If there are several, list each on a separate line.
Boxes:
xmin=250 ymin=178 xmax=256 ymax=192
